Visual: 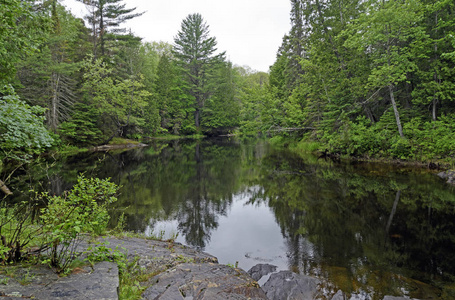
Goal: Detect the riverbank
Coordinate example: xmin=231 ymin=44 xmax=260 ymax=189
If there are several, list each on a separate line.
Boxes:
xmin=0 ymin=235 xmax=424 ymax=300
xmin=268 ymin=136 xmax=455 ymax=170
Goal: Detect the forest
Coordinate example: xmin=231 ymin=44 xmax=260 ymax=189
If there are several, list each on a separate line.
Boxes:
xmin=1 ymin=0 xmax=455 ymax=167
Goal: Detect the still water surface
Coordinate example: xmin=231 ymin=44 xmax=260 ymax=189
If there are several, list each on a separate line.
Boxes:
xmin=11 ymin=138 xmax=455 ymax=299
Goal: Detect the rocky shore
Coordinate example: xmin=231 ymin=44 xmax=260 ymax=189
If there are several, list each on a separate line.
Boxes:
xmin=0 ymin=236 xmax=421 ymax=299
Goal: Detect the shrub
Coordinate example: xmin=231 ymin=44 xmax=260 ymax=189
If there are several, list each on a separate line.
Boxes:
xmin=40 ymin=175 xmax=118 ymax=273
xmin=0 ymin=175 xmax=118 ymax=274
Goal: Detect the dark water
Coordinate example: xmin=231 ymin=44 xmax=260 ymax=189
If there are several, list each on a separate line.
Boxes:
xmin=9 ymin=138 xmax=455 ymax=299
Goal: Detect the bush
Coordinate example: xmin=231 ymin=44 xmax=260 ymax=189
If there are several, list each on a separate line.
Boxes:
xmin=40 ymin=175 xmax=118 ymax=273
xmin=0 ymin=86 xmax=54 ymax=161
xmin=0 ymin=175 xmax=118 ymax=274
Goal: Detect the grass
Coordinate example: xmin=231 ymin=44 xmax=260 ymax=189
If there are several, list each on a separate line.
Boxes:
xmin=54 ymin=144 xmax=89 ymax=156
xmin=148 ymin=134 xmax=205 ymax=140
xmin=108 ymin=138 xmax=142 ymax=145
xmin=289 ymin=140 xmax=321 ymax=153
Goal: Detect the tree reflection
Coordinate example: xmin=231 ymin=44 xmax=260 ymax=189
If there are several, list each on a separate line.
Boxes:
xmin=8 ymin=139 xmax=455 ymax=299
xmin=254 ymin=150 xmax=455 ymax=299
xmin=93 ymin=138 xmax=245 ymax=249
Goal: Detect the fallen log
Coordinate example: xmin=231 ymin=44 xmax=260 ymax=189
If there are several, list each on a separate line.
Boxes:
xmin=0 ymin=180 xmax=12 ymax=196
xmin=268 ymin=127 xmax=315 ymax=132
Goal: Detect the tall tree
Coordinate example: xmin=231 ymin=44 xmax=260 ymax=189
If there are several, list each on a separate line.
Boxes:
xmin=0 ymin=0 xmax=48 ymax=88
xmin=412 ymin=0 xmax=455 ymax=121
xmin=202 ymin=62 xmax=240 ymax=134
xmin=78 ymin=0 xmax=143 ymax=59
xmin=81 ymin=57 xmax=149 ymax=143
xmin=17 ymin=2 xmax=83 ymax=132
xmin=173 ymin=13 xmax=225 ymax=131
xmin=344 ymin=0 xmax=426 ymax=138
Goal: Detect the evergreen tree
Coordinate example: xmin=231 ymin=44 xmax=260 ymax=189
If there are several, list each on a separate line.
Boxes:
xmin=202 ymin=62 xmax=240 ymax=134
xmin=78 ymin=0 xmax=143 ymax=59
xmin=81 ymin=57 xmax=149 ymax=143
xmin=173 ymin=13 xmax=226 ymax=131
xmin=17 ymin=2 xmax=83 ymax=132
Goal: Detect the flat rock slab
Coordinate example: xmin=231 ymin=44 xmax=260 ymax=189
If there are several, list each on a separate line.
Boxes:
xmin=142 ymin=262 xmax=268 ymax=300
xmin=262 ymin=270 xmax=321 ymax=300
xmin=78 ymin=236 xmax=219 ymax=276
xmin=0 ymin=261 xmax=118 ymax=300
xmin=34 ymin=261 xmax=118 ymax=300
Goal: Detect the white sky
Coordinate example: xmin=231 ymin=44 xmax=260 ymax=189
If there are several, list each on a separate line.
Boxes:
xmin=61 ymin=0 xmax=291 ymax=72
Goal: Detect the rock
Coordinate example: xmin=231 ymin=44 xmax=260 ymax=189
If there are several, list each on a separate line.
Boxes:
xmin=332 ymin=290 xmax=346 ymax=300
xmin=437 ymin=171 xmax=448 ymax=179
xmin=437 ymin=170 xmax=455 ymax=185
xmin=142 ymin=262 xmax=268 ymax=300
xmin=77 ymin=236 xmax=218 ymax=277
xmin=262 ymin=270 xmax=321 ymax=300
xmin=0 ymin=262 xmax=118 ymax=300
xmin=382 ymin=296 xmax=413 ymax=300
xmin=0 ymin=265 xmax=59 ymax=298
xmin=247 ymin=264 xmax=277 ymax=281
xmin=35 ymin=261 xmax=118 ymax=300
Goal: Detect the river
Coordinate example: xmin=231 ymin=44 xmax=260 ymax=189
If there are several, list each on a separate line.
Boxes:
xmin=9 ymin=138 xmax=455 ymax=299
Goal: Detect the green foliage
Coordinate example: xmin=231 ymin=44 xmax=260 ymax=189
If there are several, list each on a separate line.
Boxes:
xmin=76 ymin=0 xmax=143 ymax=59
xmin=83 ymin=241 xmax=146 ymax=299
xmin=40 ymin=175 xmax=118 ymax=273
xmin=0 ymin=0 xmax=49 ymax=86
xmin=15 ymin=2 xmax=84 ymax=133
xmin=0 ymin=174 xmax=118 ymax=274
xmin=81 ymin=57 xmax=149 ymax=141
xmin=173 ymin=13 xmax=227 ymax=130
xmin=289 ymin=140 xmax=321 ymax=154
xmin=237 ymin=68 xmax=275 ymax=136
xmin=0 ymin=87 xmax=54 ymax=161
xmin=202 ymin=62 xmax=241 ymax=133
xmin=320 ymin=114 xmax=455 ymax=161
xmin=0 ymin=202 xmax=38 ymax=263
xmin=247 ymin=0 xmax=455 ymax=161
xmin=58 ymin=100 xmax=103 ymax=145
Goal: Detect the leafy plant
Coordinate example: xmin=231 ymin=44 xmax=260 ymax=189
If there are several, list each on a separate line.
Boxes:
xmin=0 ymin=202 xmax=40 ymax=264
xmin=39 ymin=175 xmax=118 ymax=273
xmin=84 ymin=241 xmax=146 ymax=300
xmin=0 ymin=86 xmax=54 ymax=162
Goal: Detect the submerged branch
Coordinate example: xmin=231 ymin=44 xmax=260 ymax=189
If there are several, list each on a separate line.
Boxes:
xmin=0 ymin=180 xmax=13 ymax=196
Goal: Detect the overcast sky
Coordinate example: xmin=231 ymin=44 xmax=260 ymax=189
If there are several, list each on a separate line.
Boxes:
xmin=61 ymin=0 xmax=291 ymax=72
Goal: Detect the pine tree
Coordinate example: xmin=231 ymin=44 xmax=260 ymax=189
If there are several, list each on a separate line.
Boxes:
xmin=78 ymin=0 xmax=143 ymax=59
xmin=173 ymin=13 xmax=225 ymax=131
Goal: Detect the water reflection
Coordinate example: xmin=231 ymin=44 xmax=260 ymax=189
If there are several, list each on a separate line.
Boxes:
xmin=7 ymin=138 xmax=455 ymax=299
xmin=253 ymin=148 xmax=455 ymax=299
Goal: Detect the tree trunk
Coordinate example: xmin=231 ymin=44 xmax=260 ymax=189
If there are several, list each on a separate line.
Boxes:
xmin=386 ymin=190 xmax=401 ymax=234
xmin=194 ymin=108 xmax=200 ymax=129
xmin=0 ymin=180 xmax=13 ymax=196
xmin=388 ymin=84 xmax=404 ymax=138
xmin=432 ymin=98 xmax=438 ymax=121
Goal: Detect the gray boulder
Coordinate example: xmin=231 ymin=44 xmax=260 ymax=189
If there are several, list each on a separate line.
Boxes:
xmin=142 ymin=262 xmax=268 ymax=300
xmin=262 ymin=270 xmax=321 ymax=300
xmin=331 ymin=290 xmax=346 ymax=300
xmin=437 ymin=170 xmax=455 ymax=184
xmin=247 ymin=264 xmax=277 ymax=281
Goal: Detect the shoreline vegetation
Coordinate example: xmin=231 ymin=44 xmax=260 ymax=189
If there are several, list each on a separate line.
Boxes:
xmin=54 ymin=134 xmax=455 ymax=172
xmin=266 ymin=136 xmax=454 ymax=170
xmin=2 ymin=0 xmax=455 ymax=192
